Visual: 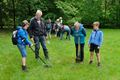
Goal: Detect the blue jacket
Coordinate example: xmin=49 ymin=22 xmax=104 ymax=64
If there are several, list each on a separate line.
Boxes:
xmin=88 ymin=29 xmax=103 ymax=47
xmin=17 ymin=26 xmax=31 ymax=45
xmin=72 ymin=24 xmax=86 ymax=44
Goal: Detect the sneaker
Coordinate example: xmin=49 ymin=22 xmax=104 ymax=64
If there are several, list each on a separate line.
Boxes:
xmin=89 ymin=61 xmax=93 ymax=64
xmin=22 ymin=65 xmax=28 ymax=72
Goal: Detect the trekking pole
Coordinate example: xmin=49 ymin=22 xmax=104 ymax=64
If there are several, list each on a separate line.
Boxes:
xmin=29 ymin=46 xmax=51 ymax=67
xmin=78 ymin=37 xmax=80 ymax=60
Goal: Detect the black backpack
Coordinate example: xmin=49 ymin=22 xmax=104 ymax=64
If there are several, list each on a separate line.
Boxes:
xmin=12 ymin=30 xmax=18 ymax=45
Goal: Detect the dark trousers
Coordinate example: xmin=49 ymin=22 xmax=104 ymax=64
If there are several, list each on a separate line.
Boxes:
xmin=75 ymin=43 xmax=85 ymax=61
xmin=34 ymin=36 xmax=49 ymax=59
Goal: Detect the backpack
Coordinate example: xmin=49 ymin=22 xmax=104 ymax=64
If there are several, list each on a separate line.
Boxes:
xmin=12 ymin=30 xmax=18 ymax=45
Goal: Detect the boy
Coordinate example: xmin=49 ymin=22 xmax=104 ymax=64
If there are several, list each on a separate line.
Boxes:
xmin=88 ymin=21 xmax=103 ymax=67
xmin=17 ymin=20 xmax=33 ymax=71
xmin=72 ymin=22 xmax=86 ymax=63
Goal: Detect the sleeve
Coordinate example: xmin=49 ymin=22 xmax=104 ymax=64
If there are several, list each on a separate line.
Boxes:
xmin=71 ymin=28 xmax=74 ymax=36
xmin=88 ymin=32 xmax=92 ymax=45
xmin=19 ymin=30 xmax=31 ymax=45
xmin=82 ymin=28 xmax=86 ymax=37
xmin=99 ymin=31 xmax=103 ymax=47
xmin=28 ymin=20 xmax=34 ymax=38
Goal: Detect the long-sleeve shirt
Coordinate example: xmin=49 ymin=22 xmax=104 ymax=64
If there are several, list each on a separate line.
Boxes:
xmin=88 ymin=29 xmax=103 ymax=47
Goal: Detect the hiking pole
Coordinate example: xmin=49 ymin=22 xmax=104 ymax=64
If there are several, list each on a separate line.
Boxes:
xmin=29 ymin=46 xmax=51 ymax=68
xmin=78 ymin=37 xmax=81 ymax=62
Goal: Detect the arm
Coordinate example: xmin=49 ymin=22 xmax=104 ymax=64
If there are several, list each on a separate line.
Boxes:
xmin=19 ymin=30 xmax=32 ymax=45
xmin=82 ymin=28 xmax=86 ymax=37
xmin=99 ymin=31 xmax=103 ymax=47
xmin=28 ymin=20 xmax=34 ymax=38
xmin=88 ymin=32 xmax=92 ymax=45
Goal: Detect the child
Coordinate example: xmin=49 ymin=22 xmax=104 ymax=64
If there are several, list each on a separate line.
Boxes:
xmin=72 ymin=22 xmax=86 ymax=63
xmin=88 ymin=21 xmax=103 ymax=67
xmin=46 ymin=19 xmax=52 ymax=39
xmin=17 ymin=20 xmax=32 ymax=71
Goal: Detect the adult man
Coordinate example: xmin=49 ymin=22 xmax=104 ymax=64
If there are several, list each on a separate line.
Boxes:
xmin=29 ymin=10 xmax=49 ymax=60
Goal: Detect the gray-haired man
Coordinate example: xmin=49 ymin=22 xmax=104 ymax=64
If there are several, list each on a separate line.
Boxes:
xmin=29 ymin=10 xmax=49 ymax=60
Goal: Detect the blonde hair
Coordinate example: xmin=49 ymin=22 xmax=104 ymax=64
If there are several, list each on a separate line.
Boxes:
xmin=23 ymin=20 xmax=29 ymax=25
xmin=36 ymin=10 xmax=42 ymax=16
xmin=22 ymin=20 xmax=29 ymax=27
xmin=93 ymin=21 xmax=100 ymax=26
xmin=74 ymin=21 xmax=80 ymax=27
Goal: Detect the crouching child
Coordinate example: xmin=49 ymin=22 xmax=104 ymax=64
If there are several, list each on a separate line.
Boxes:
xmin=88 ymin=21 xmax=103 ymax=67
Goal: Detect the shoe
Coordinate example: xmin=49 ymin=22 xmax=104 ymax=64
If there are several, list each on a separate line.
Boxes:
xmin=97 ymin=62 xmax=101 ymax=67
xmin=75 ymin=58 xmax=80 ymax=63
xmin=89 ymin=61 xmax=93 ymax=64
xmin=22 ymin=65 xmax=28 ymax=72
xmin=80 ymin=61 xmax=84 ymax=64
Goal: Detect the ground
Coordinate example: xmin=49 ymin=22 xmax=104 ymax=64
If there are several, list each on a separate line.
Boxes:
xmin=0 ymin=29 xmax=120 ymax=80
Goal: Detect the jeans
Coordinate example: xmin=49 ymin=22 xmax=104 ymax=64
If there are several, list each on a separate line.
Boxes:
xmin=17 ymin=44 xmax=27 ymax=57
xmin=34 ymin=36 xmax=49 ymax=59
xmin=75 ymin=43 xmax=85 ymax=61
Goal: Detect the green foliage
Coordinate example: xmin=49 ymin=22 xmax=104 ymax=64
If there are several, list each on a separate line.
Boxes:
xmin=1 ymin=0 xmax=120 ymax=28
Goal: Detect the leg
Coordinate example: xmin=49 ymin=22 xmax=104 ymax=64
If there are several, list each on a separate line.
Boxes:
xmin=60 ymin=31 xmax=63 ymax=40
xmin=95 ymin=46 xmax=100 ymax=66
xmin=75 ymin=44 xmax=80 ymax=63
xmin=49 ymin=30 xmax=51 ymax=39
xmin=34 ymin=36 xmax=40 ymax=59
xmin=90 ymin=52 xmax=94 ymax=63
xmin=80 ymin=44 xmax=84 ymax=62
xmin=40 ymin=36 xmax=49 ymax=59
xmin=89 ymin=44 xmax=94 ymax=64
xmin=75 ymin=44 xmax=79 ymax=58
xmin=17 ymin=44 xmax=27 ymax=71
xmin=96 ymin=53 xmax=100 ymax=63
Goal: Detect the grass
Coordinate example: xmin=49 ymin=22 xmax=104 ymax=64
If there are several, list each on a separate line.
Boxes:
xmin=0 ymin=29 xmax=120 ymax=80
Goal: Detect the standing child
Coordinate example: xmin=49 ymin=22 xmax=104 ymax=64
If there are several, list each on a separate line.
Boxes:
xmin=72 ymin=22 xmax=86 ymax=63
xmin=88 ymin=21 xmax=103 ymax=67
xmin=46 ymin=19 xmax=52 ymax=39
xmin=17 ymin=20 xmax=33 ymax=71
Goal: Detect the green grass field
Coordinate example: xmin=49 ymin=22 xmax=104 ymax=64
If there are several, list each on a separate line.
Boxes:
xmin=0 ymin=29 xmax=120 ymax=80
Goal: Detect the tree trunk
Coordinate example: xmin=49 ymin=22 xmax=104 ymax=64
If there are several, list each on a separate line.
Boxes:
xmin=12 ymin=0 xmax=16 ymax=29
